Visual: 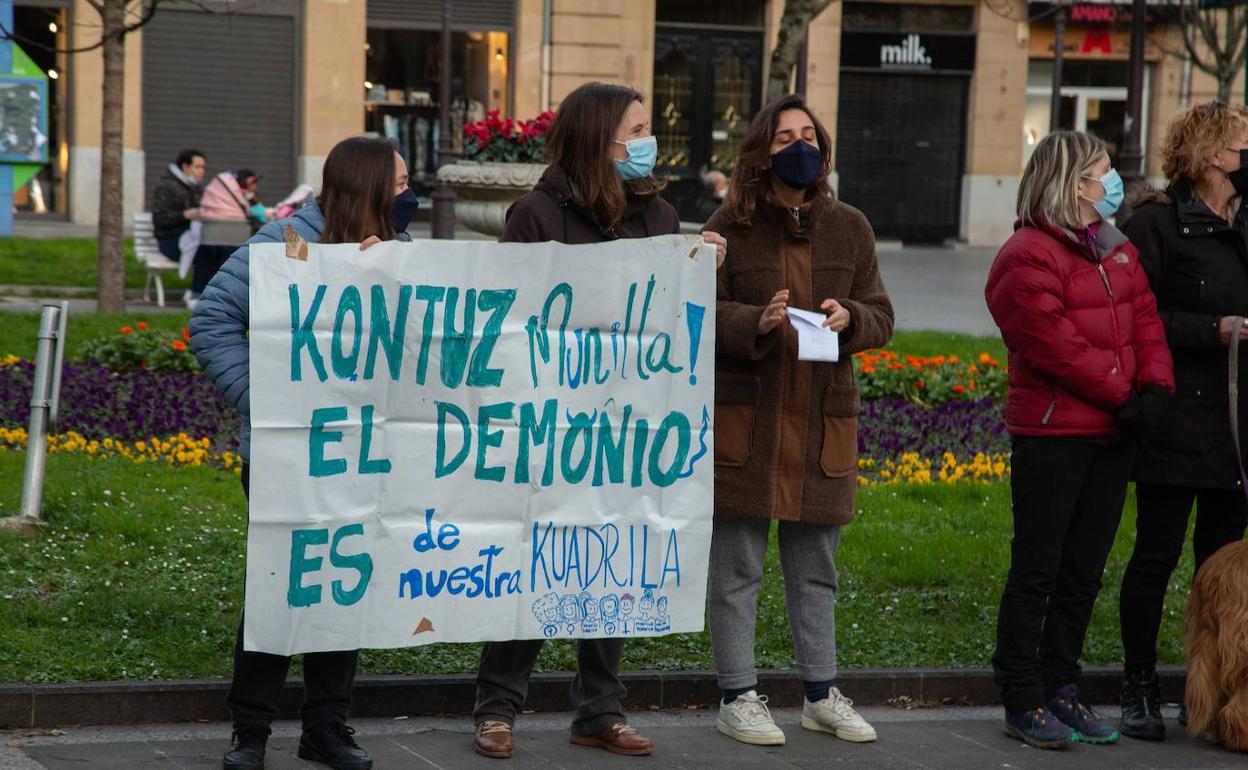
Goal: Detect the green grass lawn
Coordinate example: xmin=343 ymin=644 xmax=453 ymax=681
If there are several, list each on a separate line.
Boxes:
xmin=0 ymin=238 xmax=191 ymax=292
xmin=0 ymin=452 xmax=1191 ymax=683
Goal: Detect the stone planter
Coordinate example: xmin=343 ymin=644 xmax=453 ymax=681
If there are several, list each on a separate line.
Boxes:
xmin=435 ymin=161 xmax=546 ymax=238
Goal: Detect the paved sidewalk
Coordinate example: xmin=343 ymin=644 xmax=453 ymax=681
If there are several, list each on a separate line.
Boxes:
xmin=2 ymin=705 xmax=1234 ymax=770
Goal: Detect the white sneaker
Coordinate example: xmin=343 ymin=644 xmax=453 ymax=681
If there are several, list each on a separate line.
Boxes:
xmin=801 ymin=687 xmax=877 ymax=742
xmin=716 ymin=691 xmax=786 ymax=745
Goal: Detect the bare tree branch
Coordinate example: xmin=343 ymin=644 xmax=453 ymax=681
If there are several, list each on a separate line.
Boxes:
xmin=0 ymin=0 xmax=160 ymax=55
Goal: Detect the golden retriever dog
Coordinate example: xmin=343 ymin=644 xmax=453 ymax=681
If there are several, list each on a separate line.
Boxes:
xmin=1185 ymin=539 xmax=1248 ymax=752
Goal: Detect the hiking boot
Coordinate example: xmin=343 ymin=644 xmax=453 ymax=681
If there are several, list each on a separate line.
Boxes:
xmin=717 ymin=691 xmax=786 ymax=745
xmin=801 ymin=687 xmax=877 ymax=742
xmin=1120 ymin=670 xmax=1165 ymax=741
xmin=222 ymin=726 xmax=268 ymax=770
xmin=1048 ymin=684 xmax=1119 ymax=744
xmin=1004 ymin=707 xmax=1077 ymax=749
xmin=297 ymin=723 xmax=372 ymax=770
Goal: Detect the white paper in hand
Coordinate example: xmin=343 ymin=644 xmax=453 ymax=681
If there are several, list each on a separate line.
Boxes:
xmin=786 ymin=307 xmax=840 ymax=362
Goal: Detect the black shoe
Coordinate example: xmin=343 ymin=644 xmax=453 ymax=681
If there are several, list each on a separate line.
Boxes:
xmin=298 ymin=724 xmax=373 ymax=770
xmin=1120 ymin=670 xmax=1165 ymax=741
xmin=222 ymin=726 xmax=268 ymax=770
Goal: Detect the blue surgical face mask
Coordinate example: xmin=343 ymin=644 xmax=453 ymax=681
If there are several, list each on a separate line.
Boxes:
xmin=1084 ymin=168 xmax=1124 ymax=220
xmin=770 ymin=140 xmax=823 ymax=190
xmin=614 ymin=136 xmax=658 ymax=181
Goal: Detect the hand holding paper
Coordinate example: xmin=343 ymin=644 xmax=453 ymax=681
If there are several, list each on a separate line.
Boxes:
xmin=787 ymin=307 xmax=840 ymax=362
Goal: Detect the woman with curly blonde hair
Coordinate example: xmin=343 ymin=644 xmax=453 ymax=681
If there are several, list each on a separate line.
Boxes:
xmin=1117 ymin=100 xmax=1248 ymax=742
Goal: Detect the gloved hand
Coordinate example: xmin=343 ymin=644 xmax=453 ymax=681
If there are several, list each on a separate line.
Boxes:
xmin=1116 ymin=384 xmax=1170 ymax=439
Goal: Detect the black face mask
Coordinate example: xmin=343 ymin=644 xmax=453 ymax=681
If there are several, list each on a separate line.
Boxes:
xmin=770 ymin=140 xmax=822 ymax=190
xmin=1228 ymin=149 xmax=1248 ymax=197
xmin=391 ymin=188 xmax=419 ymax=233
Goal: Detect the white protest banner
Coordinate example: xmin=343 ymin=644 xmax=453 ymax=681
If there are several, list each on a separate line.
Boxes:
xmin=246 ymin=235 xmax=715 ymax=655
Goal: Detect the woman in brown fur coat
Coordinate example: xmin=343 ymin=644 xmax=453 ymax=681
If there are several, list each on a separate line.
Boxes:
xmin=703 ymin=94 xmax=894 ymax=747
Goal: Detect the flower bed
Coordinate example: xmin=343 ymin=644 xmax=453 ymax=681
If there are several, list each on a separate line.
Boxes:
xmin=0 ymin=426 xmax=242 ymax=472
xmin=854 ymin=349 xmax=1007 ymax=405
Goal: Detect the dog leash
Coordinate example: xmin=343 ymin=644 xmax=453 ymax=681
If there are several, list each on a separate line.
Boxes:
xmin=1230 ymin=316 xmax=1248 ymax=502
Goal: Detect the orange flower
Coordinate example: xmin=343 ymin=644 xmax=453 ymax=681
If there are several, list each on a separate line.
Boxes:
xmin=137 ymin=321 xmax=149 ymax=331
xmin=171 ymin=340 xmax=188 ymax=351
xmin=182 ymin=327 xmax=191 ymax=342
xmin=968 ymin=380 xmax=977 ymax=391
xmin=120 ymin=326 xmax=133 ymax=335
xmin=860 ymin=365 xmax=876 ymax=374
xmin=888 ymin=363 xmax=905 ymax=370
xmin=978 ymin=352 xmax=1000 ymax=367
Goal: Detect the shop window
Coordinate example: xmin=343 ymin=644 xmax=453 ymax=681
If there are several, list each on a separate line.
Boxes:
xmin=364 ymin=27 xmax=510 ymax=196
xmin=12 ymin=4 xmax=67 ymax=217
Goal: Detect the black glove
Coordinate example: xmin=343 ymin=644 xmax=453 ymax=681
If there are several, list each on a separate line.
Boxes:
xmin=1116 ymin=384 xmax=1169 ymax=439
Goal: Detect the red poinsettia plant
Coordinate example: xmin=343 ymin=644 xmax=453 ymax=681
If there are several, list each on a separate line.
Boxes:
xmin=462 ymin=108 xmax=556 ymax=163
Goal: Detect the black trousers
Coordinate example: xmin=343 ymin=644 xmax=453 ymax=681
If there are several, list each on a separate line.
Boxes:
xmin=992 ymin=436 xmax=1136 ymax=713
xmin=1119 ymin=483 xmax=1248 ymax=669
xmin=227 ymin=465 xmax=359 ymax=732
xmin=191 ymin=245 xmax=233 ymax=295
xmin=474 ymin=638 xmax=627 ymax=735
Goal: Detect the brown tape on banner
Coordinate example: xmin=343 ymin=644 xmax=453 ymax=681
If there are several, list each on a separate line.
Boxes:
xmin=284 ymin=224 xmax=308 ymax=261
xmin=1230 ymin=316 xmax=1247 ymax=501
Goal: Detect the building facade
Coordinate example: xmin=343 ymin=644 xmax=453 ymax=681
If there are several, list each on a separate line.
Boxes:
xmin=40 ymin=0 xmax=1240 ymax=246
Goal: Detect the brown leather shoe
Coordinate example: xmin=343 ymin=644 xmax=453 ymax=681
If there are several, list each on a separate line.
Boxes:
xmin=569 ymin=722 xmax=654 ymax=755
xmin=474 ymin=720 xmax=514 ymax=759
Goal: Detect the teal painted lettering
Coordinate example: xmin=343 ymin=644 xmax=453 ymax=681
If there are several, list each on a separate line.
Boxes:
xmin=413 ymin=285 xmax=446 ymax=385
xmin=620 ymin=282 xmax=636 ymax=381
xmin=289 ymin=284 xmax=328 ymax=383
xmin=441 ymin=287 xmax=476 ymax=388
xmin=592 ymin=405 xmax=631 ymax=486
xmin=661 ymin=530 xmax=681 ymax=588
xmin=590 ymin=329 xmax=611 ymax=384
xmin=635 ymin=275 xmax=656 ymax=381
xmin=476 ymin=401 xmax=515 ymax=482
xmin=358 ymin=405 xmax=391 ymax=475
xmin=525 ymin=284 xmax=573 ymax=387
xmin=364 ymin=284 xmax=412 ymax=381
xmin=435 ymin=401 xmax=471 ymax=477
xmin=288 ymin=528 xmax=328 ymax=607
xmin=309 ymin=406 xmax=349 ymax=477
xmin=561 ymin=408 xmax=596 ymax=484
xmin=468 ymin=289 xmax=516 ymax=388
xmin=648 ymin=411 xmax=691 ymax=488
xmin=331 ymin=286 xmax=364 ymax=379
xmin=330 ymin=523 xmax=372 ymax=606
xmin=517 ymin=399 xmax=557 ymax=486
xmin=630 ymin=418 xmax=650 ymax=487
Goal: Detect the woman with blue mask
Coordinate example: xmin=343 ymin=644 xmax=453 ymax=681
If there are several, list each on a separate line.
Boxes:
xmin=703 ymin=94 xmax=894 ymax=748
xmin=985 ymin=130 xmax=1173 ymax=750
xmin=470 ymin=82 xmax=725 ymax=761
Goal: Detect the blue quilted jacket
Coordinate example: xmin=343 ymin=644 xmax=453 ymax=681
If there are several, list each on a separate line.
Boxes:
xmin=188 ymin=201 xmax=410 ymax=462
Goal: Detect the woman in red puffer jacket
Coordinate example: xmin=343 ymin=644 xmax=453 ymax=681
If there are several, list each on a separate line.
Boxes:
xmin=984 ymin=131 xmax=1174 ymax=751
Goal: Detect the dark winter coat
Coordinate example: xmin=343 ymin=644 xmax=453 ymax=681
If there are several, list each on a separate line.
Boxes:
xmin=501 ymin=165 xmax=680 ymax=244
xmin=985 ymin=218 xmax=1174 ymax=438
xmin=1119 ymin=181 xmax=1248 ymax=489
xmin=707 ymin=192 xmax=894 ymax=526
xmin=151 ymin=168 xmax=201 ymax=241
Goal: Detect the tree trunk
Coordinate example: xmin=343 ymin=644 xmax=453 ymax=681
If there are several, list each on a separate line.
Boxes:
xmin=766 ymin=0 xmax=835 ymax=102
xmin=1218 ymin=73 xmax=1233 ymax=103
xmin=96 ymin=0 xmax=127 ymax=313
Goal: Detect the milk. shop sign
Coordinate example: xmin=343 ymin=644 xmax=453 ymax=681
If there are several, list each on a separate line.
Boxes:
xmin=840 ymin=31 xmax=977 ymax=74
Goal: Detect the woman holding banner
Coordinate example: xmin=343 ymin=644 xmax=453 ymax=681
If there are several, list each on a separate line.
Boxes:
xmin=703 ymin=94 xmax=893 ymax=747
xmin=470 ymin=81 xmax=726 ymax=760
xmin=189 ymin=136 xmax=418 ymax=770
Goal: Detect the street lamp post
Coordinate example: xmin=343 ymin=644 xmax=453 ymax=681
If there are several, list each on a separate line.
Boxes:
xmin=431 ymin=0 xmax=456 ymax=239
xmin=1050 ymin=1 xmax=1067 ymax=132
xmin=1120 ymin=0 xmax=1148 ymax=183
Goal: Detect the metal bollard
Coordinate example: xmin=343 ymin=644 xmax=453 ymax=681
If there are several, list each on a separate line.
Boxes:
xmin=17 ymin=303 xmax=67 ymax=522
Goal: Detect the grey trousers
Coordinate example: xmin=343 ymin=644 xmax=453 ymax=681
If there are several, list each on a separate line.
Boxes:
xmin=708 ymin=516 xmax=841 ymax=690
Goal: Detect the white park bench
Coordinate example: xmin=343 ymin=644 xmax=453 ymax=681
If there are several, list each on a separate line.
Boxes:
xmin=133 ymin=212 xmax=179 ymax=307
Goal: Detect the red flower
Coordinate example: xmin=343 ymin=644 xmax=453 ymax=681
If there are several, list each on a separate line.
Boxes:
xmin=952 ymin=385 xmax=965 ymax=393
xmin=171 ymin=340 xmax=188 ymax=352
xmin=181 ymin=327 xmax=191 ymax=343
xmin=137 ymin=321 xmax=149 ymax=331
xmin=120 ymin=326 xmax=133 ymax=335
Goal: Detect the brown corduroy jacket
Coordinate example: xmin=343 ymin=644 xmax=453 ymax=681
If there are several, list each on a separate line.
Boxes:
xmin=707 ymin=192 xmax=894 ymax=525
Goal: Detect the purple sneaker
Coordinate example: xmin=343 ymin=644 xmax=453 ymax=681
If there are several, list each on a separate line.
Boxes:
xmin=1048 ymin=685 xmax=1120 ymax=745
xmin=1004 ymin=707 xmax=1077 ymax=749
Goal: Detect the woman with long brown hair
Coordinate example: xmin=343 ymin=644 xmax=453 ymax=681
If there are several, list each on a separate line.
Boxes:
xmin=470 ymin=81 xmax=725 ymax=760
xmin=705 ymin=94 xmax=893 ymax=747
xmin=190 ymin=136 xmax=417 ymax=770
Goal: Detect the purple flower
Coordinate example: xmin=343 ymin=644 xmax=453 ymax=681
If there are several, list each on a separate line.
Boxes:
xmin=859 ymin=397 xmax=1007 ymax=460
